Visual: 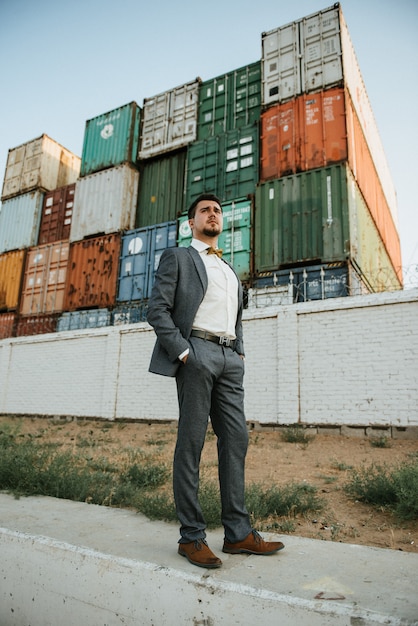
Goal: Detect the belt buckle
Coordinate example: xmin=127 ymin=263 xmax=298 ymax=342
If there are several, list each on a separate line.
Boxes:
xmin=218 ymin=336 xmax=231 ymax=347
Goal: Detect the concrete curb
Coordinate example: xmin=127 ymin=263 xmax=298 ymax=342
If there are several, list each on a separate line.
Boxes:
xmin=1 ymin=494 xmax=417 ymax=625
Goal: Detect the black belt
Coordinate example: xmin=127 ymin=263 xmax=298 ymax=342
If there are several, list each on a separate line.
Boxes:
xmin=190 ymin=329 xmax=236 ymax=349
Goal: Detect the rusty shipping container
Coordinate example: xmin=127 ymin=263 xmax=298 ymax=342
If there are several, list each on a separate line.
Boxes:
xmin=261 ymin=3 xmax=398 ymax=228
xmin=64 ymin=233 xmax=121 ymax=311
xmin=0 ymin=312 xmax=17 ymax=339
xmin=70 ymin=164 xmax=139 ymax=242
xmin=38 ymin=183 xmax=75 ymax=245
xmin=1 ymin=134 xmax=80 ymax=201
xmin=260 ymin=87 xmax=348 ymax=179
xmin=138 ymin=78 xmax=201 ymax=159
xmin=20 ymin=240 xmax=70 ymax=315
xmin=15 ymin=313 xmax=59 ymax=337
xmin=0 ymin=249 xmax=26 ymax=311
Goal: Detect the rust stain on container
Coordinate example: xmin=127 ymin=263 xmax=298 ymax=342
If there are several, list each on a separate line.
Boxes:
xmin=64 ymin=233 xmax=121 ymax=311
xmin=38 ymin=183 xmax=75 ymax=244
xmin=0 ymin=249 xmax=26 ymax=311
xmin=20 ymin=240 xmax=70 ymax=315
xmin=15 ymin=313 xmax=59 ymax=336
xmin=0 ymin=312 xmax=17 ymax=338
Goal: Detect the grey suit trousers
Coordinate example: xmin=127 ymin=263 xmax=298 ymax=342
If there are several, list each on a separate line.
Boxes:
xmin=174 ymin=335 xmax=252 ymax=544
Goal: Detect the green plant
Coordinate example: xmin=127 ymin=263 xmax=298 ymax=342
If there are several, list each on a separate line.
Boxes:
xmin=345 ymin=460 xmax=418 ymax=520
xmin=281 ymin=425 xmax=314 ymax=445
xmin=370 ymin=436 xmax=392 ymax=449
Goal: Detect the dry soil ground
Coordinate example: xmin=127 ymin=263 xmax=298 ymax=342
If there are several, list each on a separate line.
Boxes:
xmin=1 ymin=415 xmax=417 ymax=554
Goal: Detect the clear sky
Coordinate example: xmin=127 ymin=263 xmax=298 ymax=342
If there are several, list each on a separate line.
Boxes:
xmin=1 ymin=0 xmax=417 ymax=287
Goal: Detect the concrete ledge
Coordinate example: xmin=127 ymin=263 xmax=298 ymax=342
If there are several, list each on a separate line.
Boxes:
xmin=1 ymin=494 xmax=417 ymax=626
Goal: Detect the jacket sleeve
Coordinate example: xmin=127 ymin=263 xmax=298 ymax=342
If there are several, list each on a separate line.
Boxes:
xmin=147 ymin=248 xmax=190 ymax=363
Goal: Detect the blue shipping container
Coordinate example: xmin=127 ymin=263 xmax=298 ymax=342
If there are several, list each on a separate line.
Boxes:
xmin=117 ymin=221 xmax=177 ymax=302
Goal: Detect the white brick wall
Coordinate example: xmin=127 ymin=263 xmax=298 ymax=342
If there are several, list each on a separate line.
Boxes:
xmin=1 ymin=289 xmax=417 ymax=427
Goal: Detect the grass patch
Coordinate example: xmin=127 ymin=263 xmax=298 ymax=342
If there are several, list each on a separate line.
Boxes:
xmin=344 ymin=460 xmax=418 ymax=520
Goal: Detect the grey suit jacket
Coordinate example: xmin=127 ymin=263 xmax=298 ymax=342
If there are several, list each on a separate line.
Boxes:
xmin=147 ymin=245 xmax=245 ymax=377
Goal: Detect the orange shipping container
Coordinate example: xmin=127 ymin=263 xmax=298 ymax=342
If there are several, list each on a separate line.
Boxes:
xmin=20 ymin=240 xmax=70 ymax=315
xmin=0 ymin=249 xmax=26 ymax=311
xmin=38 ymin=183 xmax=75 ymax=245
xmin=260 ymin=87 xmax=348 ymax=180
xmin=64 ymin=233 xmax=121 ymax=311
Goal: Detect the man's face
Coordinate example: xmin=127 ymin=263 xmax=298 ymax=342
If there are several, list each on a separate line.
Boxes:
xmin=189 ymin=200 xmax=223 ymax=239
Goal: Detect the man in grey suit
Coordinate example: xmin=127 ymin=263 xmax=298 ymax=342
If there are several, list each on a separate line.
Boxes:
xmin=147 ymin=193 xmax=284 ymax=568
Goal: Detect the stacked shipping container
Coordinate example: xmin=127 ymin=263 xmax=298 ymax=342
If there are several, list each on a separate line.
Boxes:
xmin=0 ymin=3 xmax=403 ymax=340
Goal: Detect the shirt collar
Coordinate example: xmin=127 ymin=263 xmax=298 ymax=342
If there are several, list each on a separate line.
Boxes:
xmin=191 ymin=238 xmax=216 ymax=253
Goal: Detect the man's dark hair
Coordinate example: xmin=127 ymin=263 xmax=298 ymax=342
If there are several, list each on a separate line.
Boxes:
xmin=187 ymin=193 xmax=223 ymax=219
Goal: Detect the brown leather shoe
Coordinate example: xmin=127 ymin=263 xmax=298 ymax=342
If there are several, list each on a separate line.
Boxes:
xmin=178 ymin=539 xmax=222 ymax=568
xmin=222 ymin=530 xmax=285 ymax=555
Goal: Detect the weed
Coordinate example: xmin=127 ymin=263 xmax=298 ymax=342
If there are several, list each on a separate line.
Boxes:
xmin=344 ymin=460 xmax=418 ymax=520
xmin=370 ymin=436 xmax=392 ymax=449
xmin=331 ymin=459 xmax=353 ymax=471
xmin=281 ymin=425 xmax=314 ymax=445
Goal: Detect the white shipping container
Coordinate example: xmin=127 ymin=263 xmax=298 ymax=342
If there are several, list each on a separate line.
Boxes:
xmin=0 ymin=190 xmax=45 ymax=254
xmin=70 ymin=163 xmax=139 ymax=242
xmin=1 ymin=135 xmax=80 ymax=201
xmin=261 ymin=3 xmax=398 ymax=228
xmin=138 ymin=79 xmax=200 ymax=159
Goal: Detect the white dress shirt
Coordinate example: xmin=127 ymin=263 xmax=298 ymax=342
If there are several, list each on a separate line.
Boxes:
xmin=178 ymin=239 xmax=239 ymax=361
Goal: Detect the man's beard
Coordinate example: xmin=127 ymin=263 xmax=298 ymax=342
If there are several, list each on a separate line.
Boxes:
xmin=203 ymin=224 xmax=221 ymax=237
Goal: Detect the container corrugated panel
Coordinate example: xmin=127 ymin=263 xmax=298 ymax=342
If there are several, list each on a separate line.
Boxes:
xmin=117 ymin=221 xmax=177 ymax=303
xmin=0 ymin=190 xmax=44 ymax=254
xmin=185 ymin=124 xmax=259 ymax=208
xmin=254 ymin=162 xmax=402 ymax=288
xmin=136 ymin=151 xmax=186 ymax=228
xmin=197 ymin=61 xmax=261 ymax=140
xmin=111 ymin=301 xmax=148 ymax=325
xmin=255 ymin=164 xmax=352 ymax=271
xmin=20 ymin=240 xmax=70 ymax=315
xmin=345 ymin=90 xmax=401 ymax=278
xmin=1 ymin=134 xmax=80 ymax=201
xmin=339 ymin=11 xmax=398 ymax=227
xmin=15 ymin=313 xmax=59 ymax=337
xmin=261 ymin=4 xmax=398 ymax=228
xmin=38 ymin=183 xmax=75 ymax=244
xmin=346 ymin=166 xmax=401 ymax=290
xmin=260 ymin=87 xmax=348 ymax=180
xmin=64 ymin=233 xmax=121 ymax=311
xmin=0 ymin=249 xmax=26 ymax=311
xmin=70 ymin=164 xmax=139 ymax=242
xmin=57 ymin=309 xmax=111 ymax=331
xmin=0 ymin=312 xmax=17 ymax=339
xmin=262 ymin=5 xmax=342 ymax=106
xmin=177 ymin=197 xmax=253 ymax=280
xmin=80 ymin=102 xmax=141 ymax=177
xmin=138 ymin=78 xmax=200 ymax=159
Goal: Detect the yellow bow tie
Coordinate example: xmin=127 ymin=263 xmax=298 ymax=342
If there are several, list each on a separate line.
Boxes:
xmin=207 ymin=246 xmax=223 ymax=258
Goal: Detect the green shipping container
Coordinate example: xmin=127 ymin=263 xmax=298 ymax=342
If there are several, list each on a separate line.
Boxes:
xmin=185 ymin=124 xmax=259 ymax=209
xmin=80 ymin=102 xmax=141 ymax=177
xmin=255 ymin=163 xmax=401 ymax=290
xmin=177 ymin=197 xmax=252 ymax=280
xmin=255 ymin=164 xmax=352 ymax=272
xmin=136 ymin=150 xmax=187 ymax=228
xmin=197 ymin=61 xmax=261 ymax=140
